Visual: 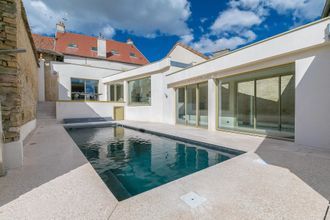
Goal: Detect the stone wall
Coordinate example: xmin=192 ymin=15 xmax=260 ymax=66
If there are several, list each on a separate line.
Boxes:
xmin=0 ymin=0 xmax=38 ymax=143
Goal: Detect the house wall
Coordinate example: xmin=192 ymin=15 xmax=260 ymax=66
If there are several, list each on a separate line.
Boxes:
xmin=52 ymin=62 xmax=121 ymax=101
xmin=64 ymin=55 xmax=139 ymax=71
xmin=125 ymin=73 xmax=165 ymax=122
xmin=168 ymin=45 xmax=206 ymax=65
xmin=165 ymin=18 xmax=330 ymax=149
xmin=0 ymin=0 xmax=38 ymax=169
xmin=295 ymin=46 xmax=330 ymax=149
xmin=56 ymin=101 xmax=124 ymax=121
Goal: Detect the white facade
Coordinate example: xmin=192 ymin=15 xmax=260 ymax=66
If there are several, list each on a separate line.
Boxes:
xmin=52 ymin=18 xmax=330 ymax=150
xmin=102 ymin=44 xmax=208 ymax=124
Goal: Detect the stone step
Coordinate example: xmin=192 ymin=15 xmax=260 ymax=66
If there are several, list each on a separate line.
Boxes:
xmin=37 ymin=102 xmax=56 ymax=119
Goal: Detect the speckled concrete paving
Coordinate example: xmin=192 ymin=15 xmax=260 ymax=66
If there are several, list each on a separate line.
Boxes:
xmin=0 ymin=119 xmax=329 ymax=219
xmin=119 ymin=121 xmax=330 ymax=200
xmin=109 ymin=153 xmax=328 ymax=220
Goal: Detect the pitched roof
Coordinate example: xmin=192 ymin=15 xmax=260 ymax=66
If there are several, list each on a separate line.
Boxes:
xmin=32 ymin=32 xmax=149 ymax=65
xmin=167 ymin=42 xmax=209 ymax=60
xmin=32 ymin=34 xmax=55 ymax=51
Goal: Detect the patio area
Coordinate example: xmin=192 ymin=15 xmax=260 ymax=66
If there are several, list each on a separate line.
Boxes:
xmin=0 ymin=119 xmax=329 ymax=219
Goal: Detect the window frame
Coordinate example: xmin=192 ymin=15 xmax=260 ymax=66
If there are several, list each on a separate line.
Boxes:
xmin=107 ymin=83 xmax=124 ymax=102
xmin=71 ymin=78 xmax=99 ymax=101
xmin=127 ymin=76 xmax=151 ymax=106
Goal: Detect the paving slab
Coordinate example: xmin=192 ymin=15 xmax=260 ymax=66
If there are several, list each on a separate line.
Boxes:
xmin=119 ymin=121 xmax=330 ymax=200
xmin=109 ymin=153 xmax=328 ymax=220
xmin=0 ymin=163 xmax=117 ymax=220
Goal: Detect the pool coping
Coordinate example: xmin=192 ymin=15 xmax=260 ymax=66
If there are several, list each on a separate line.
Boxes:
xmin=65 ymin=122 xmax=247 ymax=202
xmin=64 ymin=121 xmax=245 ymax=156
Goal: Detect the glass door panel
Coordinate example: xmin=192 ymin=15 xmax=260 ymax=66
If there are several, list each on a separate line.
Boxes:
xmin=186 ymin=85 xmax=197 ymax=126
xmin=176 ymin=87 xmax=186 ymax=124
xmin=256 ymin=77 xmax=279 ymax=131
xmin=237 ymin=80 xmax=254 ymax=129
xmin=280 ymin=75 xmax=295 ymax=134
xmin=198 ymin=83 xmax=208 ymax=127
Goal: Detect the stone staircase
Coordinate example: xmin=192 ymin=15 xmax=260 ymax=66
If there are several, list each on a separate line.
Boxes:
xmin=37 ymin=102 xmax=56 ymax=119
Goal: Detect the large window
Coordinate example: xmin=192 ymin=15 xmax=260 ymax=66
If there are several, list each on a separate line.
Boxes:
xmin=107 ymin=84 xmax=124 ymax=102
xmin=71 ymin=78 xmax=99 ymax=101
xmin=176 ymin=82 xmax=208 ymax=128
xmin=218 ymin=64 xmax=295 ymax=139
xmin=128 ymin=77 xmax=151 ymax=105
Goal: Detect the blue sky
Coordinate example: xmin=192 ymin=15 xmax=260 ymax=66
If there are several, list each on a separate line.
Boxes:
xmin=24 ymin=0 xmax=326 ymax=62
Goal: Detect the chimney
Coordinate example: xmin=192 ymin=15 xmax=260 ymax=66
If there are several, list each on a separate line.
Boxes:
xmin=56 ymin=21 xmax=65 ymax=33
xmin=97 ymin=33 xmax=106 ymax=58
xmin=126 ymin=38 xmax=133 ymax=45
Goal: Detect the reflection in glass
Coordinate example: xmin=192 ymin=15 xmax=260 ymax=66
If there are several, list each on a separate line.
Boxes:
xmin=256 ymin=77 xmax=279 ymax=130
xmin=71 ymin=78 xmax=99 ymax=100
xmin=128 ymin=77 xmax=151 ymax=105
xmin=281 ymin=75 xmax=295 ymax=134
xmin=198 ymin=83 xmax=208 ymax=127
xmin=176 ymin=87 xmax=185 ymax=124
xmin=116 ymin=84 xmax=124 ymax=102
xmin=109 ymin=85 xmax=115 ymax=101
xmin=237 ymin=80 xmax=254 ymax=129
xmin=220 ymin=83 xmax=234 ymax=128
xmin=186 ymin=85 xmax=197 ymax=126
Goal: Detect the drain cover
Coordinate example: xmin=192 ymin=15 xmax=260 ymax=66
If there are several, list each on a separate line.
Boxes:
xmin=180 ymin=192 xmax=206 ymax=208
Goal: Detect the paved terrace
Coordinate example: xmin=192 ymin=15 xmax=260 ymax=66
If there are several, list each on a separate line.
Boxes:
xmin=0 ymin=119 xmax=329 ymax=219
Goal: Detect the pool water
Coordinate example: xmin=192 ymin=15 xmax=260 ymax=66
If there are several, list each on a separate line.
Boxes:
xmin=67 ymin=126 xmax=241 ymax=201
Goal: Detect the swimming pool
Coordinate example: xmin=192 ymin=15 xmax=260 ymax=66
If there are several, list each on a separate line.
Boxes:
xmin=67 ymin=125 xmax=243 ymax=201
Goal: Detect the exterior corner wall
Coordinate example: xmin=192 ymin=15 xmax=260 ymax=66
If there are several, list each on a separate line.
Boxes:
xmin=208 ymin=79 xmax=217 ymax=131
xmin=295 ymin=45 xmax=330 ymax=149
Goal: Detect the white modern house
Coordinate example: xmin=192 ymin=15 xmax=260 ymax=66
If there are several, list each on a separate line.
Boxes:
xmin=67 ymin=17 xmax=330 ymax=151
xmin=36 ymin=17 xmax=330 ymax=150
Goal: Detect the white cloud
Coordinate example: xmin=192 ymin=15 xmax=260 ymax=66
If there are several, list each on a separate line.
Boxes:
xmin=23 ymin=0 xmax=192 ymax=39
xmin=190 ymin=0 xmax=325 ymax=54
xmin=192 ymin=36 xmax=250 ymax=53
xmin=211 ymin=8 xmax=262 ymax=33
xmin=102 ymin=25 xmax=115 ymax=38
xmin=180 ymin=34 xmax=194 ymax=45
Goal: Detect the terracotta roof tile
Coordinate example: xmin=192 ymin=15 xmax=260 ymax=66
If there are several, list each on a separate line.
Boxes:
xmin=32 ymin=32 xmax=149 ymax=65
xmin=32 ymin=34 xmax=55 ymax=51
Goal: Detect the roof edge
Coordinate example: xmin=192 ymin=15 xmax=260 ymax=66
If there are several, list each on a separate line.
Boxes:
xmin=166 ymin=42 xmax=209 ymax=60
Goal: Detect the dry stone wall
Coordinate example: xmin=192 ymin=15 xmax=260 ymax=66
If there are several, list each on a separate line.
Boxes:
xmin=0 ymin=0 xmax=38 ymax=143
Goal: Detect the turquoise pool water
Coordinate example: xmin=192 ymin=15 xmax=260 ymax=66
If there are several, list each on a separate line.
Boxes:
xmin=67 ymin=126 xmax=241 ymax=201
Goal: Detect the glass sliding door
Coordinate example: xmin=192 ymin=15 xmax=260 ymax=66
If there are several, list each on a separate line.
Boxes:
xmin=280 ymin=74 xmax=295 ymax=136
xmin=256 ymin=77 xmax=279 ymax=131
xmin=175 ymin=82 xmax=208 ymax=128
xmin=237 ymin=80 xmax=254 ymax=129
xmin=198 ymin=83 xmax=208 ymax=127
xmin=186 ymin=85 xmax=197 ymax=126
xmin=218 ymin=64 xmax=295 ymax=139
xmin=176 ymin=87 xmax=186 ymax=124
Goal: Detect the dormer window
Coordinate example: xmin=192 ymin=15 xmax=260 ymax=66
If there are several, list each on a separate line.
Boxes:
xmin=111 ymin=50 xmax=119 ymax=55
xmin=68 ymin=43 xmax=78 ymax=48
xmin=130 ymin=52 xmax=137 ymax=58
xmin=91 ymin=47 xmax=97 ymax=51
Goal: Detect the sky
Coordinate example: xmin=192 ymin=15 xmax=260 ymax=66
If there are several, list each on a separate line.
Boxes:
xmin=23 ymin=0 xmax=326 ymax=62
